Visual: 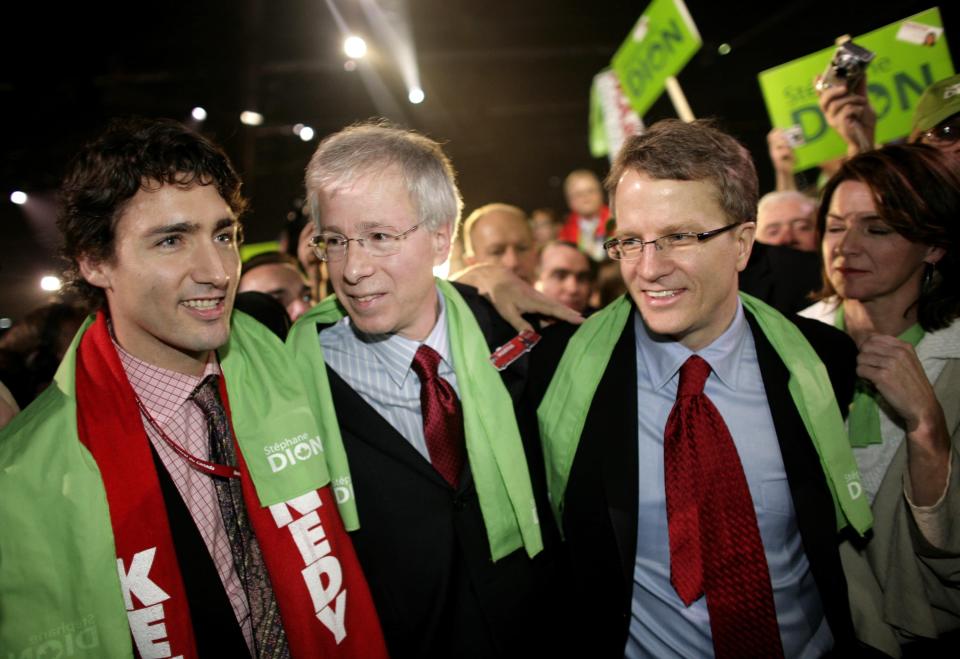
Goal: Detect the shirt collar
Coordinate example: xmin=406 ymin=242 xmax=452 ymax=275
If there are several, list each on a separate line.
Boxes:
xmin=350 ymin=286 xmax=452 ymax=387
xmin=114 ymin=338 xmax=220 ymax=426
xmin=635 ymin=300 xmax=750 ymax=392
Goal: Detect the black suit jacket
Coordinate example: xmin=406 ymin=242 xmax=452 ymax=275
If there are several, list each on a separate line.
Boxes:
xmin=318 ymin=283 xmax=563 ymax=658
xmin=740 ymin=242 xmax=823 ymax=316
xmin=525 ymin=304 xmax=860 ymax=656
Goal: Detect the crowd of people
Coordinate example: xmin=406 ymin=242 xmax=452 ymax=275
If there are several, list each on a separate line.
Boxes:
xmin=0 ymin=64 xmax=958 ymax=659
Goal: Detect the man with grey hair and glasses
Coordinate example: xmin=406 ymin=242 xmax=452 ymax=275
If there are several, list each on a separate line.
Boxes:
xmin=525 ymin=119 xmax=875 ymax=657
xmin=286 ymin=122 xmax=567 ymax=658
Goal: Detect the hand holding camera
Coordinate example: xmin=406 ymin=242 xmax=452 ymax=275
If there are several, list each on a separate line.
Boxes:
xmin=815 ymin=39 xmax=876 ymax=155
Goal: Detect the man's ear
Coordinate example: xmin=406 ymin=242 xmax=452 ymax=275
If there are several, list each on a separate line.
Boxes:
xmin=432 ymin=222 xmax=454 ymax=267
xmin=735 ymin=221 xmax=756 ymax=273
xmin=77 ymin=255 xmax=111 ymax=290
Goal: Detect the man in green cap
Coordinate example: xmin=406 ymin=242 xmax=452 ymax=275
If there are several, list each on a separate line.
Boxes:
xmin=909 ymin=73 xmax=960 ymax=154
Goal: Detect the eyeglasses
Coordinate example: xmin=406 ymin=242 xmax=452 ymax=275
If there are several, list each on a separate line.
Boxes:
xmin=309 ymin=222 xmax=421 ymax=262
xmin=920 ymin=115 xmax=960 ymax=145
xmin=603 ymin=222 xmax=740 ymax=260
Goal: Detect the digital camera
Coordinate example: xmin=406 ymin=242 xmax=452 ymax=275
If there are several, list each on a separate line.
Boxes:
xmin=816 ymin=40 xmax=875 ymax=91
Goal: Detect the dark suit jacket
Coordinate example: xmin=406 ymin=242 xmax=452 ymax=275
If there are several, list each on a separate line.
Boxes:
xmin=740 ymin=242 xmax=823 ymax=316
xmin=524 ymin=303 xmax=860 ymax=656
xmin=318 ymin=283 xmax=563 ymax=658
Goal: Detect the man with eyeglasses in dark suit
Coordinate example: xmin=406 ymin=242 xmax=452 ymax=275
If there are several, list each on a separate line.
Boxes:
xmin=287 ymin=122 xmax=570 ymax=658
xmin=524 ymin=119 xmax=877 ymax=657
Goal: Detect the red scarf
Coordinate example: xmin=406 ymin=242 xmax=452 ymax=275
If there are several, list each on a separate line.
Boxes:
xmin=75 ymin=312 xmax=388 ymax=658
xmin=557 ymin=205 xmax=611 ymax=243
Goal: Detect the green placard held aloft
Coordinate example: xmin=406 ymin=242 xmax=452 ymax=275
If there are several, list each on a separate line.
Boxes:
xmin=758 ymin=7 xmax=954 ymax=171
xmin=612 ymin=0 xmax=702 ymax=118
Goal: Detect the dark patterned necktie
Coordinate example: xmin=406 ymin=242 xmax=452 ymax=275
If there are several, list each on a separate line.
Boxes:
xmin=192 ymin=375 xmax=289 ymax=659
xmin=410 ymin=345 xmax=466 ymax=488
xmin=663 ymin=356 xmax=784 ymax=659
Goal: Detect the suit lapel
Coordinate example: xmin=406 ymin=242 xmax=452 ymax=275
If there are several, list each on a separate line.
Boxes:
xmin=745 ymin=312 xmax=819 ymax=493
xmin=591 ymin=311 xmax=640 ymax=587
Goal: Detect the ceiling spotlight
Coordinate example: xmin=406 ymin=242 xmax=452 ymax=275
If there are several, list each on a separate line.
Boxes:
xmin=40 ymin=275 xmax=62 ymax=292
xmin=408 ymin=87 xmax=425 ymax=104
xmin=718 ymin=43 xmax=732 ymax=56
xmin=299 ymin=126 xmax=315 ymax=142
xmin=192 ymin=106 xmax=208 ymax=121
xmin=344 ymin=36 xmax=367 ymax=59
xmin=0 ymin=318 xmax=11 ymax=330
xmin=240 ymin=111 xmax=264 ymax=126
xmin=10 ymin=191 xmax=27 ymax=205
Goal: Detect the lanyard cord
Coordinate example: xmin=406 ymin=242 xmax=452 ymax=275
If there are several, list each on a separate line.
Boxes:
xmin=135 ymin=395 xmax=241 ymax=479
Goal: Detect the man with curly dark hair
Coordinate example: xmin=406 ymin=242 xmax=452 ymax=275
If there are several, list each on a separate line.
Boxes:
xmin=0 ymin=118 xmax=386 ymax=659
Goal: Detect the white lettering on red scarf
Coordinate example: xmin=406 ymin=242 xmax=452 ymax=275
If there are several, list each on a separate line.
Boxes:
xmin=270 ymin=491 xmax=348 ymax=643
xmin=116 ymin=547 xmax=183 ymax=659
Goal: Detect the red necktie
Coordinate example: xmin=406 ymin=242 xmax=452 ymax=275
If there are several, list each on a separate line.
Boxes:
xmin=664 ymin=355 xmax=784 ymax=659
xmin=411 ymin=345 xmax=466 ymax=488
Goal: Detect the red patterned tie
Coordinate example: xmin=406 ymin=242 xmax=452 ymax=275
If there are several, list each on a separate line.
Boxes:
xmin=193 ymin=375 xmax=289 ymax=658
xmin=664 ymin=355 xmax=784 ymax=659
xmin=411 ymin=345 xmax=466 ymax=488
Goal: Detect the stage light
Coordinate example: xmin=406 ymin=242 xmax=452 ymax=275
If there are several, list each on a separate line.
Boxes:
xmin=299 ymin=126 xmax=315 ymax=141
xmin=10 ymin=191 xmax=27 ymax=205
xmin=192 ymin=107 xmax=208 ymax=121
xmin=408 ymin=87 xmax=425 ymax=104
xmin=240 ymin=111 xmax=264 ymax=126
xmin=344 ymin=36 xmax=367 ymax=59
xmin=40 ymin=275 xmax=62 ymax=292
xmin=718 ymin=43 xmax=732 ymax=55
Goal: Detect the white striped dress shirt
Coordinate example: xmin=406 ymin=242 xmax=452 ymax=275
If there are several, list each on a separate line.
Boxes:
xmin=319 ymin=290 xmax=459 ymax=460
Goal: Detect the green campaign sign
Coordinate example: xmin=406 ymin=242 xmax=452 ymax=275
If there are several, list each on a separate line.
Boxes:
xmin=612 ymin=0 xmax=702 ymax=117
xmin=759 ymin=7 xmax=954 ymax=171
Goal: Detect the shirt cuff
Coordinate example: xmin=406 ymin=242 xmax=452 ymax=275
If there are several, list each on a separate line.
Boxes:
xmin=905 ymin=457 xmax=953 ymax=548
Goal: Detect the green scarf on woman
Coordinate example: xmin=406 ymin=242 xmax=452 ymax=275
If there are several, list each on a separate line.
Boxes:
xmin=834 ymin=304 xmax=924 ymax=447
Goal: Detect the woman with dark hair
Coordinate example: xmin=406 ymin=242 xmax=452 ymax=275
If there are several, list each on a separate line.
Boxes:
xmin=799 ymin=143 xmax=960 ymax=655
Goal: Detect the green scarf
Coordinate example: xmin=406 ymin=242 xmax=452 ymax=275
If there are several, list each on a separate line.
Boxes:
xmin=218 ymin=311 xmax=334 ymax=504
xmin=286 ymin=279 xmax=544 ymax=560
xmin=0 ymin=311 xmax=337 ymax=658
xmin=538 ymin=293 xmax=873 ymax=536
xmin=834 ymin=304 xmax=924 ymax=447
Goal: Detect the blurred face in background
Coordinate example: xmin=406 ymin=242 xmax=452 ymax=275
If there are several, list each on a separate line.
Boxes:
xmin=239 ymin=261 xmax=313 ymax=321
xmin=467 ymin=209 xmax=538 ymax=283
xmin=565 ymin=173 xmax=604 ymax=218
xmin=536 ymin=243 xmax=592 ymax=312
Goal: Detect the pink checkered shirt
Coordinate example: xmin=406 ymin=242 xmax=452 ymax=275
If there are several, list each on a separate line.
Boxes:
xmin=115 ymin=341 xmax=254 ymax=652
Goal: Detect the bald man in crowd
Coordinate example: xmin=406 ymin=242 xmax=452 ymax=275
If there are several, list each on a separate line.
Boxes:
xmin=756 ymin=191 xmax=818 ymax=252
xmin=463 ymin=203 xmax=538 ymax=283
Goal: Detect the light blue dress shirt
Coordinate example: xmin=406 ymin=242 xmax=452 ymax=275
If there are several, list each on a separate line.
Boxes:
xmin=625 ymin=302 xmax=832 ymax=659
xmin=318 ymin=290 xmax=459 ymax=460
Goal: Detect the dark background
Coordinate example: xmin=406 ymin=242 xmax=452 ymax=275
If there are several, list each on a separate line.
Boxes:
xmin=1 ymin=0 xmax=956 ymax=322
